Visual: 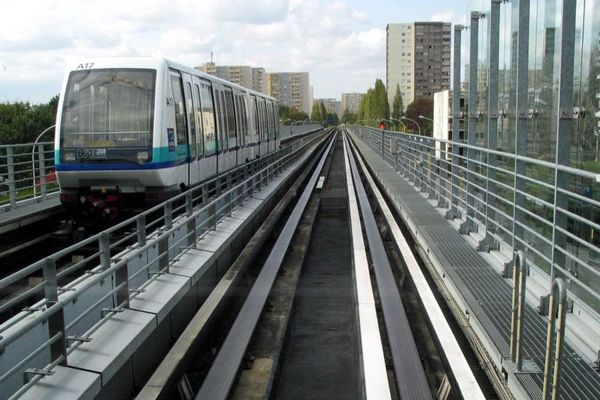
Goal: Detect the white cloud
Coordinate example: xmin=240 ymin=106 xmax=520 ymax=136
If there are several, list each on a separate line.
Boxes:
xmin=0 ymin=0 xmax=386 ymax=102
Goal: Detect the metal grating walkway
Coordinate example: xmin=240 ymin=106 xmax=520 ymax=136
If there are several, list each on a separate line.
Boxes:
xmin=349 ymin=132 xmax=600 ymax=400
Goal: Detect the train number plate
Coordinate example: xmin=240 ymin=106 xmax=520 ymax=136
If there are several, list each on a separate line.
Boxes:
xmin=76 ymin=148 xmax=107 ymax=159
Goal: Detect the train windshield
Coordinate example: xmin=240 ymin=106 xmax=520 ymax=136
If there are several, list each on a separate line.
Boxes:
xmin=60 ymin=68 xmax=155 ymax=162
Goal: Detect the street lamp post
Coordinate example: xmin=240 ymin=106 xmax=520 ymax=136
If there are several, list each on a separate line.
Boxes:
xmin=401 ymin=116 xmax=421 ymax=135
xmin=389 ymin=117 xmax=406 ymax=132
xmin=418 ymin=114 xmax=443 ymax=137
xmin=31 ymin=124 xmax=55 ymax=199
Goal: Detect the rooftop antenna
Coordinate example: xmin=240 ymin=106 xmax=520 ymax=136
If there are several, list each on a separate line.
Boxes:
xmin=210 ymin=51 xmax=214 ymax=64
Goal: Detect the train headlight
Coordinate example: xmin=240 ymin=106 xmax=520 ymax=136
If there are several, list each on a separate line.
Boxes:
xmin=65 ymin=152 xmax=76 ymax=161
xmin=137 ymin=152 xmax=149 ymax=162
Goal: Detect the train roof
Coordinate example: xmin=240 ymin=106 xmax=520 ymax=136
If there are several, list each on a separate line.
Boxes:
xmin=64 ymin=57 xmax=277 ymax=102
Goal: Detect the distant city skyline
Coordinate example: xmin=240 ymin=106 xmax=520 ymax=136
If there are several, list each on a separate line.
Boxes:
xmin=0 ymin=0 xmax=469 ymax=104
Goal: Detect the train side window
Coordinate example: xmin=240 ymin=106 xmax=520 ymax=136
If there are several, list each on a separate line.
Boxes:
xmin=266 ymin=102 xmax=273 ymax=140
xmin=170 ymin=75 xmax=187 ymax=146
xmin=241 ymin=97 xmax=248 ymax=144
xmin=185 ymin=81 xmax=197 ymax=159
xmin=224 ymin=88 xmax=236 ymax=149
xmin=219 ymin=91 xmax=228 ymax=150
xmin=252 ymin=96 xmax=259 ymax=140
xmin=199 ymin=83 xmax=216 ymax=155
xmin=273 ymin=103 xmax=280 ymax=138
xmin=214 ymin=90 xmax=224 ymax=152
xmin=193 ymin=83 xmax=204 ymax=158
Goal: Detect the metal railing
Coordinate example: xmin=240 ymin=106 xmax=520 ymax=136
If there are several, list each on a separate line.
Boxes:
xmin=0 ymin=142 xmax=57 ymax=212
xmin=348 ymin=125 xmax=600 ymax=324
xmin=0 ymin=129 xmax=326 ymax=399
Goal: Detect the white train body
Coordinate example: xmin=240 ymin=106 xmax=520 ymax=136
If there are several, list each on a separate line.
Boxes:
xmin=54 ymin=57 xmax=280 ymax=213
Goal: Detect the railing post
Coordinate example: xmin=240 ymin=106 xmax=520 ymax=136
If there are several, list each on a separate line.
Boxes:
xmin=99 ymin=232 xmax=111 ymax=270
xmin=186 ymin=192 xmax=196 ymax=248
xmin=542 ymin=278 xmax=568 ymax=400
xmin=37 ymin=143 xmax=48 ymax=200
xmin=164 ymin=202 xmax=173 ymax=229
xmin=137 ymin=215 xmax=146 ymax=247
xmin=43 ymin=257 xmax=67 ymax=366
xmin=510 ymin=250 xmax=527 ymax=370
xmin=6 ymin=146 xmax=17 ymax=209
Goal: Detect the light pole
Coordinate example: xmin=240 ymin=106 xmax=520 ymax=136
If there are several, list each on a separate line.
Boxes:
xmin=389 ymin=117 xmax=406 ymax=132
xmin=31 ymin=124 xmax=56 ymax=199
xmin=401 ymin=116 xmax=421 ymax=135
xmin=418 ymin=114 xmax=442 ymax=137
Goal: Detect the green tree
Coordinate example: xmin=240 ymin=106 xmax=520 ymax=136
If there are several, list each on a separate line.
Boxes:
xmin=404 ymin=96 xmax=433 ymax=134
xmin=0 ymin=95 xmax=59 ymax=144
xmin=311 ymin=101 xmax=321 ymax=123
xmin=391 ymin=84 xmax=403 ymax=121
xmin=372 ymin=79 xmax=389 ymax=120
xmin=319 ymin=101 xmax=327 ymax=124
xmin=341 ymin=108 xmax=355 ymax=124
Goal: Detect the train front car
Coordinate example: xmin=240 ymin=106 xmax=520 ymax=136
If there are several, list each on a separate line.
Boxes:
xmin=55 ymin=58 xmax=177 ymax=223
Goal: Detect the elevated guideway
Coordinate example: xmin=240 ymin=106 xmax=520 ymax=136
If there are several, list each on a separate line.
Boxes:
xmin=347 ymin=127 xmax=600 ymax=400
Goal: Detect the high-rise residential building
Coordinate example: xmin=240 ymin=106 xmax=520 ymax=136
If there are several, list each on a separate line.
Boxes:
xmin=197 ymin=63 xmax=265 ymax=93
xmin=341 ymin=93 xmax=365 ymax=114
xmin=266 ymin=72 xmax=311 ymax=114
xmin=315 ymin=98 xmax=341 ymax=117
xmin=386 ymin=22 xmax=451 ymax=111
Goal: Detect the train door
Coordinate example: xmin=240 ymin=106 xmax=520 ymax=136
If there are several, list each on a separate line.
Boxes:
xmin=266 ymin=101 xmax=274 ymax=153
xmin=182 ymin=73 xmax=198 ymax=186
xmin=223 ymin=87 xmax=237 ymax=170
xmin=213 ymin=85 xmax=226 ymax=174
xmin=191 ymin=76 xmax=207 ymax=184
xmin=250 ymin=94 xmax=259 ymax=158
xmin=169 ymin=71 xmax=189 ymax=187
xmin=198 ymin=80 xmax=217 ymax=181
xmin=259 ymin=99 xmax=268 ymax=156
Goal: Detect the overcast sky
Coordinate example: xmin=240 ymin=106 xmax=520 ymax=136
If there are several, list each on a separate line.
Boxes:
xmin=0 ymin=0 xmax=470 ymax=104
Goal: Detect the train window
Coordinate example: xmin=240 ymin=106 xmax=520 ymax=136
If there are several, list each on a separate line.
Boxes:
xmin=218 ymin=91 xmax=228 ymax=150
xmin=241 ymin=97 xmax=248 ymax=143
xmin=61 ymin=69 xmax=155 ymax=152
xmin=273 ymin=103 xmax=280 ymax=138
xmin=193 ymin=84 xmax=204 ymax=157
xmin=170 ymin=75 xmax=187 ymax=147
xmin=214 ymin=90 xmax=224 ymax=152
xmin=224 ymin=88 xmax=236 ymax=148
xmin=185 ymin=82 xmax=197 ymax=159
xmin=266 ymin=102 xmax=273 ymax=140
xmin=260 ymin=101 xmax=267 ymax=140
xmin=199 ymin=83 xmax=216 ymax=155
xmin=252 ymin=96 xmax=259 ymax=140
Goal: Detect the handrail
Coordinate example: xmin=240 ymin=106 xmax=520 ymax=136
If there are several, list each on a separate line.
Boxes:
xmin=0 ymin=128 xmax=328 ymax=397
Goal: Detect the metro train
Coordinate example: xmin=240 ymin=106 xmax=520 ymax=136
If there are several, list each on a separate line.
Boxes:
xmin=54 ymin=57 xmax=280 ymax=220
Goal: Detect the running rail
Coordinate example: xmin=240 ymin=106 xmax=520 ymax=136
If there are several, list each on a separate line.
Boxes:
xmin=194 ymin=133 xmax=337 ymax=400
xmin=346 ymin=131 xmax=486 ymax=399
xmin=343 ymin=134 xmax=432 ymax=400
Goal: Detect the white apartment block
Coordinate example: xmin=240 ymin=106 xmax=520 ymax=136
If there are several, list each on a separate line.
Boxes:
xmin=197 ymin=63 xmax=265 ymax=93
xmin=266 ymin=72 xmax=311 ymax=114
xmin=341 ymin=93 xmax=365 ymax=114
xmin=386 ymin=23 xmax=414 ymax=111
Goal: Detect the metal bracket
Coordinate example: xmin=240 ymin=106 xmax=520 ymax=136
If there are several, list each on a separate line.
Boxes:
xmin=66 ymin=335 xmax=92 ymax=343
xmin=528 ymin=108 xmax=539 ymax=119
xmin=22 ymin=306 xmax=45 ymax=312
xmin=559 ymin=108 xmax=574 ymax=120
xmin=101 ymin=307 xmax=124 ymax=317
xmin=129 ymin=288 xmax=146 ymax=294
xmin=58 ymin=287 xmax=76 ymax=294
xmin=24 ymin=368 xmax=54 ymax=383
xmin=573 ymin=106 xmax=586 ymax=119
